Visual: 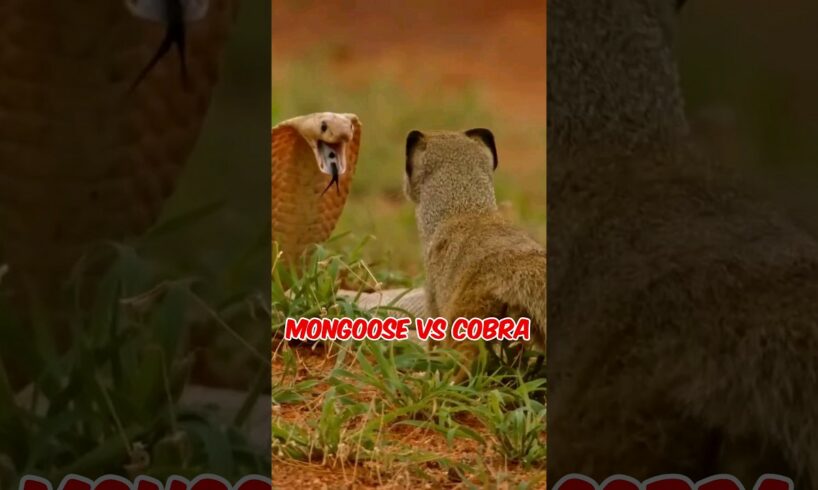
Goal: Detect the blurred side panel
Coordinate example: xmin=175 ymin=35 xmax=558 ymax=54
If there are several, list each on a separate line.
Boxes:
xmin=0 ymin=0 xmax=271 ymax=483
xmin=548 ymin=0 xmax=818 ymax=487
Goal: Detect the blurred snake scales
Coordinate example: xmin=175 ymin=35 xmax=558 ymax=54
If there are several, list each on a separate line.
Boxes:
xmin=0 ymin=0 xmax=237 ymax=304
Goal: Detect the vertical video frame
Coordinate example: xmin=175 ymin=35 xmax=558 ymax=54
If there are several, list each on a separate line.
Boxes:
xmin=271 ymin=1 xmax=547 ymax=488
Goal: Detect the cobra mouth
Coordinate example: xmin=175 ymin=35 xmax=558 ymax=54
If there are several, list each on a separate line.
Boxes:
xmin=317 ymin=140 xmax=347 ymax=196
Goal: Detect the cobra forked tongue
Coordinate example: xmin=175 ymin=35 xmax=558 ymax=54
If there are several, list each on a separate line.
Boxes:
xmin=128 ymin=0 xmax=190 ymax=91
xmin=318 ymin=140 xmax=345 ymax=196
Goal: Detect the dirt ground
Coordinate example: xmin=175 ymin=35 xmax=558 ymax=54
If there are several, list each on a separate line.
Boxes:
xmin=272 ymin=2 xmax=547 ymax=488
xmin=271 ymin=345 xmax=546 ymax=489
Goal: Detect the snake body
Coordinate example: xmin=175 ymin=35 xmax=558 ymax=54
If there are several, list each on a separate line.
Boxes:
xmin=337 ymin=288 xmax=427 ymax=318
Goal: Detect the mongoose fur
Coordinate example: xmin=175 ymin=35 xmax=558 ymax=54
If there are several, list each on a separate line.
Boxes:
xmin=404 ymin=129 xmax=546 ymax=365
xmin=548 ymin=0 xmax=818 ymax=486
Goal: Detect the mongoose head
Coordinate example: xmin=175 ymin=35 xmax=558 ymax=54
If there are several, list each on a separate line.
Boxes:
xmin=548 ymin=0 xmax=689 ymax=157
xmin=403 ymin=128 xmax=498 ymax=205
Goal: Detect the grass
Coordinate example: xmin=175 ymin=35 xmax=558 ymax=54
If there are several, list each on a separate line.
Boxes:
xmin=271 ymin=240 xmax=546 ymax=488
xmin=0 ymin=205 xmax=271 ymax=486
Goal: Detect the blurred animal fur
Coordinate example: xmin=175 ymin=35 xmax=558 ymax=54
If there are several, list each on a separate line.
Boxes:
xmin=548 ymin=0 xmax=818 ymax=486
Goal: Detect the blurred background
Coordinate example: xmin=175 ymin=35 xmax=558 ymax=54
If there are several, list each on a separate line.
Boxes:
xmin=678 ymin=1 xmax=818 ymax=185
xmin=0 ymin=1 xmax=271 ymax=481
xmin=154 ymin=2 xmax=269 ymax=285
xmin=272 ymin=0 xmax=546 ymax=279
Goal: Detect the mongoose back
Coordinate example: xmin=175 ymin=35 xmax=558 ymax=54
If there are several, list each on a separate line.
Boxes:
xmin=404 ymin=129 xmax=546 ymax=363
xmin=548 ymin=0 xmax=818 ymax=486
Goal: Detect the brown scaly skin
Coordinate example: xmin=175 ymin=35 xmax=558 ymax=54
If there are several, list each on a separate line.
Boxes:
xmin=404 ymin=129 xmax=546 ymax=376
xmin=0 ymin=0 xmax=238 ymax=307
xmin=271 ymin=113 xmax=361 ymax=263
xmin=548 ymin=0 xmax=818 ymax=486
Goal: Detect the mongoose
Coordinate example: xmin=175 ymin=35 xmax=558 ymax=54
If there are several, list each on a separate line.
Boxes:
xmin=404 ymin=129 xmax=546 ymax=366
xmin=548 ymin=0 xmax=818 ymax=487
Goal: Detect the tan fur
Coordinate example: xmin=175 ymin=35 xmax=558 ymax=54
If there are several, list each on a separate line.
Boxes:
xmin=404 ymin=130 xmax=546 ymax=368
xmin=549 ymin=0 xmax=818 ymax=487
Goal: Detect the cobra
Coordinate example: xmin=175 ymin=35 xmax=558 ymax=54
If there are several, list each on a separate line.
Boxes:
xmin=271 ymin=112 xmax=361 ymax=262
xmin=271 ymin=112 xmax=427 ymax=318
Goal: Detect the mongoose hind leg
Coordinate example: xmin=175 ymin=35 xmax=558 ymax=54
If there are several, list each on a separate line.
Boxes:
xmin=441 ymin=293 xmax=536 ymax=383
xmin=436 ymin=289 xmax=506 ymax=382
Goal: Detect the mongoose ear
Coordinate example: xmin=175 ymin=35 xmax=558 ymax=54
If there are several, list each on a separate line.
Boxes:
xmin=465 ymin=128 xmax=498 ymax=170
xmin=405 ymin=130 xmax=424 ymax=177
